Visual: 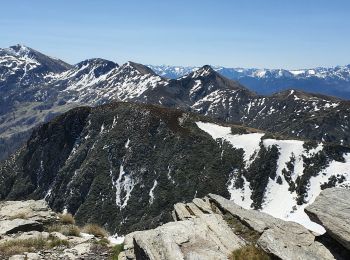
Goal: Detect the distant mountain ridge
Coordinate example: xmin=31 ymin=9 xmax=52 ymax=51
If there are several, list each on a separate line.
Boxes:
xmin=148 ymin=64 xmax=350 ymax=98
xmin=1 ymin=44 xmax=350 ymax=162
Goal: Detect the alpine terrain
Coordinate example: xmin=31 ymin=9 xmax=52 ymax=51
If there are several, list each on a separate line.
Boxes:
xmin=1 ymin=45 xmax=350 ymax=163
xmin=1 ymin=102 xmax=349 ymax=237
xmin=1 ymin=44 xmax=350 ymax=259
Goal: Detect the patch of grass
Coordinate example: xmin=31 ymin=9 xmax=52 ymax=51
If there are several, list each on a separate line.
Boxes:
xmin=82 ymin=224 xmax=108 ymax=238
xmin=94 ymin=238 xmax=110 ymax=247
xmin=59 ymin=213 xmax=75 ymax=225
xmin=63 ymin=225 xmax=81 ymax=237
xmin=224 ymin=213 xmax=261 ymax=243
xmin=0 ymin=236 xmax=69 ymax=257
xmin=8 ymin=212 xmax=28 ymax=220
xmin=230 ymin=245 xmax=271 ymax=260
xmin=47 ymin=224 xmax=80 ymax=237
xmin=111 ymin=243 xmax=124 ymax=260
xmin=49 ymin=237 xmax=70 ymax=248
xmin=47 ymin=224 xmax=61 ymax=233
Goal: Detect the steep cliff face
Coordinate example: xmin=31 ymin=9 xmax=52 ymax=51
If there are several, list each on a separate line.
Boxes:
xmin=1 ymin=103 xmax=349 ymax=235
xmin=0 ymin=103 xmax=245 ymax=234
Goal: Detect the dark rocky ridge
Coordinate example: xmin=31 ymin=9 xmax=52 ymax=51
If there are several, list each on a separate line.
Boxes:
xmin=1 ymin=102 xmax=349 ymax=235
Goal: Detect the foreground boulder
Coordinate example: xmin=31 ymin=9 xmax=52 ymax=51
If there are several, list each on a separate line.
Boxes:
xmin=123 ymin=214 xmax=245 ymax=260
xmin=208 ymin=194 xmax=336 ymax=260
xmin=305 ymin=187 xmax=350 ymax=251
xmin=0 ymin=200 xmax=57 ymax=224
xmin=121 ymin=194 xmax=336 ymax=260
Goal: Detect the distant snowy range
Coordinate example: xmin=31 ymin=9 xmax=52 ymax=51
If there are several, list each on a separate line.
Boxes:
xmin=148 ymin=64 xmax=350 ymax=99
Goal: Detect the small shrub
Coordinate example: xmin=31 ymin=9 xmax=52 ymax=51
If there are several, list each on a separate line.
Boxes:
xmin=49 ymin=238 xmax=70 ymax=248
xmin=94 ymin=237 xmax=110 ymax=248
xmin=94 ymin=238 xmax=110 ymax=247
xmin=231 ymin=127 xmax=248 ymax=135
xmin=47 ymin=224 xmax=62 ymax=232
xmin=82 ymin=224 xmax=108 ymax=238
xmin=111 ymin=243 xmax=124 ymax=260
xmin=230 ymin=245 xmax=271 ymax=260
xmin=59 ymin=213 xmax=75 ymax=225
xmin=63 ymin=225 xmax=81 ymax=237
xmin=47 ymin=224 xmax=80 ymax=237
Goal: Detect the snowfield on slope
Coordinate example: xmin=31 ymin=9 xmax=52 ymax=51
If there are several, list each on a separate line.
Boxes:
xmin=196 ymin=121 xmax=350 ymax=234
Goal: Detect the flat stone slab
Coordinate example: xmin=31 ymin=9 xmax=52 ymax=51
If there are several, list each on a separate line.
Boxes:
xmin=0 ymin=200 xmax=57 ymax=224
xmin=124 ymin=214 xmax=245 ymax=260
xmin=305 ymin=187 xmax=350 ymax=250
xmin=208 ymin=194 xmax=335 ymax=260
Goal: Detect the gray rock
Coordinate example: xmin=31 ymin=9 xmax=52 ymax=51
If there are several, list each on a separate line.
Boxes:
xmin=26 ymin=252 xmax=40 ymax=260
xmin=192 ymin=197 xmax=213 ymax=214
xmin=8 ymin=255 xmax=26 ymax=260
xmin=0 ymin=219 xmax=43 ymax=235
xmin=21 ymin=231 xmax=49 ymax=240
xmin=123 ymin=194 xmax=337 ymax=260
xmin=207 ymin=194 xmax=335 ymax=260
xmin=118 ymin=251 xmax=127 ymax=260
xmin=173 ymin=203 xmax=193 ymax=220
xmin=258 ymin=224 xmax=335 ymax=260
xmin=208 ymin=193 xmax=283 ymax=233
xmin=186 ymin=202 xmax=205 ymax=217
xmin=305 ymin=187 xmax=350 ymax=251
xmin=124 ymin=214 xmax=245 ymax=260
xmin=0 ymin=200 xmax=57 ymax=224
xmin=0 ymin=231 xmax=49 ymax=243
xmin=63 ymin=242 xmax=92 ymax=257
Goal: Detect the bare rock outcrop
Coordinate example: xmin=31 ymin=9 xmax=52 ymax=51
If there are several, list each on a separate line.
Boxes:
xmin=122 ymin=214 xmax=245 ymax=260
xmin=305 ymin=187 xmax=350 ymax=251
xmin=208 ymin=194 xmax=336 ymax=260
xmin=0 ymin=200 xmax=57 ymax=224
xmin=122 ymin=194 xmax=337 ymax=260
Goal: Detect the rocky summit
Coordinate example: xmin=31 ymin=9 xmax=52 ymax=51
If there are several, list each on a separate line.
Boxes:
xmin=121 ymin=189 xmax=350 ymax=260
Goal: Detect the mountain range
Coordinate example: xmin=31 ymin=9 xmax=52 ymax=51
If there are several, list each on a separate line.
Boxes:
xmin=1 ymin=44 xmax=350 ymax=240
xmin=1 ymin=44 xmax=350 ymax=162
xmin=148 ymin=64 xmax=350 ymax=98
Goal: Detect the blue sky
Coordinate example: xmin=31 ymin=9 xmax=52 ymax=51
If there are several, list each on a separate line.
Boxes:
xmin=1 ymin=0 xmax=349 ymax=69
